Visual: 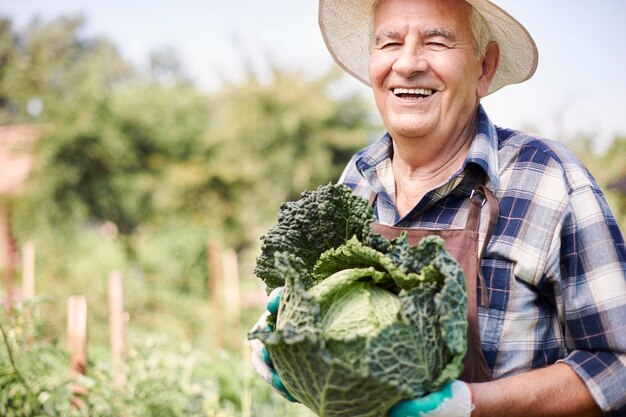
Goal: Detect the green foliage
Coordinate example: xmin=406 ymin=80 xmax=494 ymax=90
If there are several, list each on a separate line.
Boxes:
xmin=0 ymin=16 xmax=132 ymax=125
xmin=204 ymin=69 xmax=373 ymax=248
xmin=1 ymin=309 xmax=233 ymax=417
xmin=250 ymin=184 xmax=467 ymax=417
xmin=3 ymin=15 xmax=373 ymax=304
xmin=0 ymin=303 xmax=318 ymax=417
xmin=12 ymin=80 xmax=212 ymax=241
xmin=594 ymin=137 xmax=626 ymax=231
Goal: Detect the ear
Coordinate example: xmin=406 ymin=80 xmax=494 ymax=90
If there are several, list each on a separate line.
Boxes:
xmin=477 ymin=41 xmax=500 ymax=97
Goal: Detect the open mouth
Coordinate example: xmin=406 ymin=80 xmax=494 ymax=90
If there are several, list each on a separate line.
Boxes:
xmin=393 ymin=87 xmax=435 ymax=99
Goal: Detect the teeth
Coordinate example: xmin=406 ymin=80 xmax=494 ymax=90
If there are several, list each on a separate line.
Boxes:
xmin=393 ymin=88 xmax=434 ymax=96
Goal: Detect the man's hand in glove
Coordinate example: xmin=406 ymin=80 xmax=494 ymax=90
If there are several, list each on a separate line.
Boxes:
xmin=248 ymin=287 xmax=298 ymax=402
xmin=389 ymin=380 xmax=474 ymax=417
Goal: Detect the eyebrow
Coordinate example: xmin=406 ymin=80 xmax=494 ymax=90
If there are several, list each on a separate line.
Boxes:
xmin=373 ymin=27 xmax=457 ymax=46
xmin=424 ymin=28 xmax=456 ymax=41
xmin=373 ymin=29 xmax=401 ymax=46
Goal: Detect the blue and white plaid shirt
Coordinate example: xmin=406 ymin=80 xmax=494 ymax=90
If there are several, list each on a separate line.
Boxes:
xmin=339 ymin=106 xmax=626 ymax=416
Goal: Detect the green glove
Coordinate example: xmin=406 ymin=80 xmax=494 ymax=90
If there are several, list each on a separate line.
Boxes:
xmin=389 ymin=381 xmax=474 ymax=417
xmin=249 ymin=287 xmax=298 ymax=402
xmin=266 ymin=286 xmax=282 ymax=316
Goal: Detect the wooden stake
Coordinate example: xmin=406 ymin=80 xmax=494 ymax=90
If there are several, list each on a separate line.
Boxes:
xmin=67 ymin=296 xmax=88 ymax=377
xmin=208 ymin=240 xmax=223 ymax=350
xmin=108 ymin=270 xmax=126 ymax=387
xmin=67 ymin=295 xmax=88 ymax=409
xmin=21 ymin=241 xmax=35 ymax=343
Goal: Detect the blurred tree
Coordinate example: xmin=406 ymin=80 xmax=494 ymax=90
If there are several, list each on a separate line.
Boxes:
xmin=13 ymin=80 xmax=212 ymax=262
xmin=598 ymin=137 xmax=626 ymax=231
xmin=0 ymin=16 xmax=132 ymax=125
xmin=3 ymin=15 xmax=374 ymax=293
xmin=569 ymin=135 xmax=626 ymax=232
xmin=148 ymin=47 xmax=189 ymax=85
xmin=203 ymin=67 xmax=374 ymax=248
xmin=0 ymin=19 xmax=17 ymax=118
xmin=3 ymin=16 xmax=138 ymax=252
xmin=128 ymin=68 xmax=374 ymax=290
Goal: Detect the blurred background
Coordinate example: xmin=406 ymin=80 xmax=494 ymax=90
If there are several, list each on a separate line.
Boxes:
xmin=0 ymin=1 xmax=624 ymax=416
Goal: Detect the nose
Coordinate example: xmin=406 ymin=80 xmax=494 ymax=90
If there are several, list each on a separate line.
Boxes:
xmin=392 ymin=46 xmax=428 ymax=78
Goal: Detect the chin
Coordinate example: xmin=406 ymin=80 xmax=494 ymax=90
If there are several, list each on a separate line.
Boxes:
xmin=382 ymin=106 xmax=440 ymax=135
xmin=387 ymin=118 xmax=435 ymax=139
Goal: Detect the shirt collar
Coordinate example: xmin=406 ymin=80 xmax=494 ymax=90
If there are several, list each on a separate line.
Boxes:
xmin=355 ymin=105 xmax=500 ymax=194
xmin=464 ymin=105 xmax=500 ymax=192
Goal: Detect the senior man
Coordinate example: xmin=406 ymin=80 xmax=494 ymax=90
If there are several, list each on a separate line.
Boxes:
xmin=252 ymin=0 xmax=626 ymax=416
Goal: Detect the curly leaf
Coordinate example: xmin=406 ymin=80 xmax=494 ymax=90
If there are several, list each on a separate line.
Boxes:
xmin=254 ymin=183 xmax=377 ymax=293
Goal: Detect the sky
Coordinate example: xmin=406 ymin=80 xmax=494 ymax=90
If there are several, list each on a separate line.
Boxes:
xmin=2 ymin=0 xmax=626 ymax=151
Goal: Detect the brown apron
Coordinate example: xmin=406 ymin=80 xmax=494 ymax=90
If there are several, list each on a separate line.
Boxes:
xmin=368 ymin=183 xmax=498 ymax=383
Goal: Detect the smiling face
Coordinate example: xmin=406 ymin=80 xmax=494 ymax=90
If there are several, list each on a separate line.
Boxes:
xmin=369 ymin=0 xmax=496 ymax=145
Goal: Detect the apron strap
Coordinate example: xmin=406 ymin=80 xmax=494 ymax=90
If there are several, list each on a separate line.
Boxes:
xmin=467 ymin=185 xmax=499 ymax=308
xmin=367 ymin=192 xmax=377 ymax=208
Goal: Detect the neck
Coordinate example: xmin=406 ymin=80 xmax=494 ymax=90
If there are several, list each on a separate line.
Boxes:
xmin=392 ymin=110 xmax=477 ymax=172
xmin=391 ymin=116 xmax=477 ymax=216
xmin=392 ymin=128 xmax=473 ymax=180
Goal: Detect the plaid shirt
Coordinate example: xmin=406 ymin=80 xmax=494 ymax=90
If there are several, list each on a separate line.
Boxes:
xmin=339 ymin=106 xmax=626 ymax=416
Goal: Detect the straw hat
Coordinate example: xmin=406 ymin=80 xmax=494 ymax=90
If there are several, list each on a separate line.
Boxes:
xmin=318 ymin=0 xmax=538 ymax=94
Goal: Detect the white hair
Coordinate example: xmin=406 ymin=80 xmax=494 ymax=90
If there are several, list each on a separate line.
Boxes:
xmin=370 ymin=0 xmax=493 ymax=57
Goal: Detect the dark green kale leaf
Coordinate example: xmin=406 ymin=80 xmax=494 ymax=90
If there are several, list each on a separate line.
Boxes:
xmin=255 ymin=183 xmax=379 ymax=293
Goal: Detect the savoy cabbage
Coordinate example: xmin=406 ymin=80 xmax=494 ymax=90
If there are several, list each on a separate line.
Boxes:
xmin=250 ymin=183 xmax=467 ymax=417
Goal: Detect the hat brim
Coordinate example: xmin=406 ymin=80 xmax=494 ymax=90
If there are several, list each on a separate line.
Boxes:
xmin=318 ymin=0 xmax=538 ymax=95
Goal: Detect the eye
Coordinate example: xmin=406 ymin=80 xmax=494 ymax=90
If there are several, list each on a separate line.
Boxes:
xmin=381 ymin=41 xmax=402 ymax=49
xmin=426 ymin=41 xmax=450 ymax=51
xmin=374 ymin=32 xmax=404 ymax=50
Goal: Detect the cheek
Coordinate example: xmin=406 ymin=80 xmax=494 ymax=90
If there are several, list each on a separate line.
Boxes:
xmin=368 ymin=62 xmax=388 ymax=108
xmin=441 ymin=67 xmax=481 ymax=102
xmin=368 ymin=53 xmax=392 ymax=85
xmin=431 ymin=53 xmax=482 ymax=88
xmin=368 ymin=66 xmax=381 ymax=89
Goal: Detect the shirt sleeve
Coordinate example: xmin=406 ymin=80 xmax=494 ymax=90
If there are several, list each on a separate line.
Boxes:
xmin=337 ymin=153 xmax=370 ymax=199
xmin=557 ymin=183 xmax=626 ymax=416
